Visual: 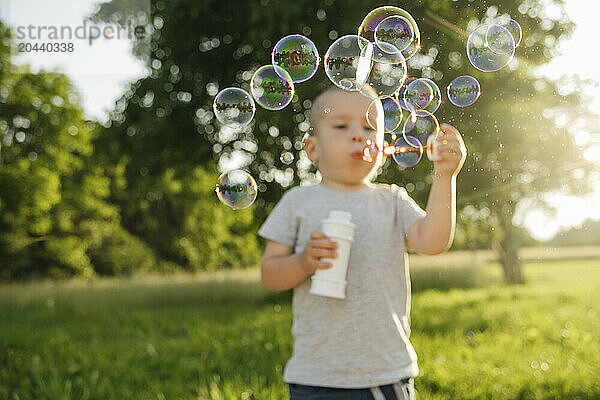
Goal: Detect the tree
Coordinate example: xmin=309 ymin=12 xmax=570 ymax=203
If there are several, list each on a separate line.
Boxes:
xmin=403 ymin=2 xmax=597 ymax=282
xmin=92 ymin=0 xmax=597 ymax=282
xmin=0 ymin=21 xmax=155 ymax=279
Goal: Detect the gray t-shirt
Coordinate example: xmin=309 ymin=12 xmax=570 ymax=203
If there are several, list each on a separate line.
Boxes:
xmin=258 ymin=182 xmax=426 ymax=389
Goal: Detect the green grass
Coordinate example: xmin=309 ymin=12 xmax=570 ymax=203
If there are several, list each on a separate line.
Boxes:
xmin=1 ymin=256 xmax=599 ymax=399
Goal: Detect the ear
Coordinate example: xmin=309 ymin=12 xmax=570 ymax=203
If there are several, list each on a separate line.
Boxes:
xmin=303 ymin=135 xmax=319 ymax=162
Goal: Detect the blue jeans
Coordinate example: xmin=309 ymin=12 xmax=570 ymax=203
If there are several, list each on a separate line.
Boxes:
xmin=288 ymin=378 xmax=415 ymax=400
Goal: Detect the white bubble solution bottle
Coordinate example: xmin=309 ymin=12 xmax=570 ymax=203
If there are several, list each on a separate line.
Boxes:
xmin=309 ymin=210 xmax=356 ymax=299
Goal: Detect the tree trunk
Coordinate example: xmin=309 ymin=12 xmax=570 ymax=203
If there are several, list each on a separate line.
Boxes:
xmin=492 ymin=212 xmax=525 ymax=284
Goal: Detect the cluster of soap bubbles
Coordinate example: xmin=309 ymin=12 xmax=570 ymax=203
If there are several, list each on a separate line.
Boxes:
xmin=213 ymin=34 xmax=320 ymax=129
xmin=213 ymin=34 xmax=321 ymax=209
xmin=348 ymin=8 xmax=432 ymax=168
xmin=467 ymin=18 xmax=522 ymax=72
xmin=212 ymin=6 xmax=522 ymax=209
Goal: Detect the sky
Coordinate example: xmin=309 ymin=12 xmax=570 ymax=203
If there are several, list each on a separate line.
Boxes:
xmin=516 ymin=0 xmax=600 ymax=240
xmin=0 ymin=0 xmax=598 ymax=241
xmin=0 ymin=0 xmax=148 ymax=120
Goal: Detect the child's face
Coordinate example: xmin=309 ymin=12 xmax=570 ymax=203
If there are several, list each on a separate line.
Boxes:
xmin=305 ymin=90 xmax=383 ymax=187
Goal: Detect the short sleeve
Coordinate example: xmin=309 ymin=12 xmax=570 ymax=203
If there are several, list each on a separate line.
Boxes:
xmin=257 ymin=190 xmax=297 ymax=248
xmin=391 ymin=184 xmax=426 ymax=237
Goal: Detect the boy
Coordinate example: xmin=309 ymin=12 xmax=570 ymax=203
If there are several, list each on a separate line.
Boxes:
xmin=258 ymin=86 xmax=466 ymax=400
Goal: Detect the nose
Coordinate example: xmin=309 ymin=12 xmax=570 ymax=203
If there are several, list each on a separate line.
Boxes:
xmin=350 ymin=126 xmax=366 ymax=144
xmin=351 ymin=134 xmax=364 ymax=143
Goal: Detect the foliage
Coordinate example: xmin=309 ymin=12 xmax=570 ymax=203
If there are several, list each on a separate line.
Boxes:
xmin=92 ymin=0 xmax=597 ymax=282
xmin=2 ymin=0 xmax=599 ymax=279
xmin=0 ymin=21 xmax=140 ymax=279
xmin=0 ymin=15 xmax=261 ymax=278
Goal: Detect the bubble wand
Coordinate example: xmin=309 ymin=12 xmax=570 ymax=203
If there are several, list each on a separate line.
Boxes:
xmin=362 ymin=134 xmax=445 ymax=167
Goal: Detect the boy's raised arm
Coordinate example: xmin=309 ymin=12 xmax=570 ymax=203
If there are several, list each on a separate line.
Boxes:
xmin=406 ymin=124 xmax=466 ymax=255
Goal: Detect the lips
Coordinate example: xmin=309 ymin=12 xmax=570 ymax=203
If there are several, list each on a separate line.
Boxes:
xmin=351 ymin=151 xmax=365 ymax=161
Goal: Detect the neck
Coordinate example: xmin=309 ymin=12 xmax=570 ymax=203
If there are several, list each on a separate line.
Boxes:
xmin=320 ymin=177 xmax=371 ymax=192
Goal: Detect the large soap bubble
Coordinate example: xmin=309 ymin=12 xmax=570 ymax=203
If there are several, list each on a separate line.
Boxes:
xmin=395 ymin=77 xmax=417 ymax=110
xmin=358 ymin=6 xmax=421 ymax=61
xmin=503 ymin=19 xmax=522 ymax=47
xmin=366 ymin=96 xmax=403 ymax=132
xmin=215 ymin=170 xmax=258 ymax=210
xmin=447 ymin=75 xmax=481 ymax=107
xmin=393 ymin=136 xmax=423 ymax=167
xmin=360 ymin=55 xmax=407 ymax=99
xmin=467 ymin=24 xmax=515 ymax=72
xmin=250 ymin=65 xmax=295 ymax=110
xmin=213 ymin=87 xmax=256 ymax=128
xmin=403 ymin=78 xmax=442 ymax=117
xmin=324 ymin=35 xmax=374 ymax=91
xmin=272 ymin=34 xmax=320 ymax=83
xmin=400 ymin=111 xmax=440 ymax=145
xmin=486 ymin=24 xmax=516 ymax=54
xmin=375 ymin=15 xmax=414 ymax=53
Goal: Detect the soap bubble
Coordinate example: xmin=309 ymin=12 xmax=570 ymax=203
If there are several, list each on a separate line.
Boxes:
xmin=486 ymin=24 xmax=516 ymax=54
xmin=400 ymin=111 xmax=440 ymax=145
xmin=398 ymin=40 xmax=420 ymax=65
xmin=395 ymin=77 xmax=417 ymax=110
xmin=358 ymin=6 xmax=421 ymax=61
xmin=213 ymin=88 xmax=256 ymax=128
xmin=366 ymin=97 xmax=402 ymax=132
xmin=467 ymin=24 xmax=515 ymax=72
xmin=403 ymin=80 xmax=432 ymax=112
xmin=375 ymin=15 xmax=414 ymax=53
xmin=250 ymin=65 xmax=295 ymax=110
xmin=447 ymin=75 xmax=481 ymax=107
xmin=503 ymin=19 xmax=522 ymax=47
xmin=403 ymin=78 xmax=441 ymax=117
xmin=360 ymin=55 xmax=407 ymax=99
xmin=272 ymin=34 xmax=320 ymax=83
xmin=393 ymin=136 xmax=422 ymax=167
xmin=215 ymin=169 xmax=258 ymax=210
xmin=324 ymin=35 xmax=373 ymax=91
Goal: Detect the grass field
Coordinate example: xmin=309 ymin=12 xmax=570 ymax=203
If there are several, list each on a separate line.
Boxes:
xmin=1 ymin=250 xmax=599 ymax=399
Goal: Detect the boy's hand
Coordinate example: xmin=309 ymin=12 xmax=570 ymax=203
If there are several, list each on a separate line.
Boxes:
xmin=299 ymin=231 xmax=338 ymax=276
xmin=433 ymin=123 xmax=467 ymax=178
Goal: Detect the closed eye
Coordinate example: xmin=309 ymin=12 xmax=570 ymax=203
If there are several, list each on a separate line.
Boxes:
xmin=333 ymin=124 xmax=347 ymax=129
